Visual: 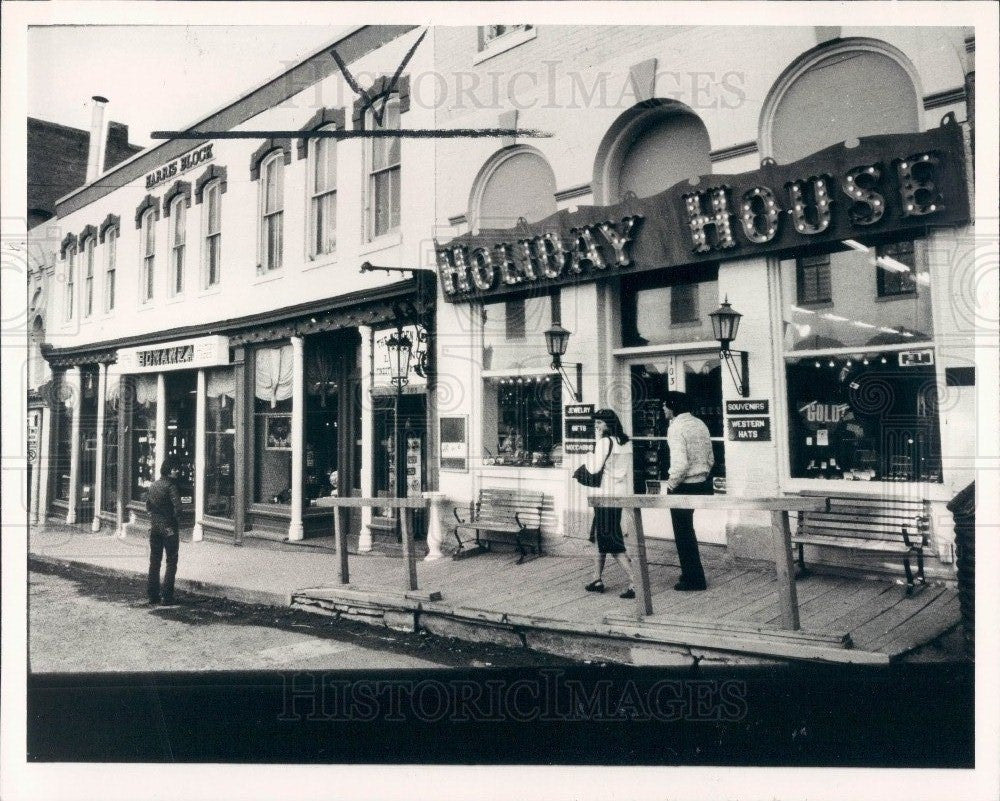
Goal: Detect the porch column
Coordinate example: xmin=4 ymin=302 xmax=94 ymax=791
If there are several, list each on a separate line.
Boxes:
xmin=358 ymin=325 xmax=374 ymax=552
xmin=65 ymin=366 xmax=82 ymax=524
xmin=192 ymin=368 xmax=206 ymax=542
xmin=154 ymin=372 xmax=167 ymax=479
xmin=116 ymin=375 xmax=130 ymax=537
xmin=35 ymin=406 xmax=53 ymax=525
xmin=288 ymin=335 xmax=305 ymax=541
xmin=90 ymin=363 xmax=107 ymax=531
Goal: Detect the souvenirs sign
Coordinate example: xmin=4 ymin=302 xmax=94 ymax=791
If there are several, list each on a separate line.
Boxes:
xmin=436 ymin=116 xmax=969 ymax=302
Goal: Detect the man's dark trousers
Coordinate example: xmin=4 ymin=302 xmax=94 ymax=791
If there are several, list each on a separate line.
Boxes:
xmin=669 ymin=479 xmax=713 ymax=587
xmin=148 ymin=526 xmax=179 ymax=603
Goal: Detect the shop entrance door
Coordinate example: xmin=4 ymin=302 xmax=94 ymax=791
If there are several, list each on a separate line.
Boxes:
xmin=372 ymin=392 xmax=428 ymax=540
xmin=164 ymin=372 xmax=197 ymax=524
xmin=620 ymin=351 xmax=725 ymax=545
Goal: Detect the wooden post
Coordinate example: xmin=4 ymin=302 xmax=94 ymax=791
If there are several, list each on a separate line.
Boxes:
xmin=770 ymin=510 xmax=801 ymax=630
xmin=630 ymin=508 xmax=654 ymax=617
xmin=192 ymin=368 xmax=206 ymax=542
xmin=91 ymin=363 xmax=107 ymax=532
xmin=116 ymin=374 xmax=130 ymax=536
xmin=333 ymin=506 xmax=350 ymax=585
xmin=400 ymin=507 xmax=418 ymax=591
xmin=232 ymin=349 xmax=246 ymax=546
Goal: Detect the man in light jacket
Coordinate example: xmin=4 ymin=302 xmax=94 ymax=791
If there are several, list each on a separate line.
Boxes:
xmin=663 ymin=391 xmax=715 ymax=591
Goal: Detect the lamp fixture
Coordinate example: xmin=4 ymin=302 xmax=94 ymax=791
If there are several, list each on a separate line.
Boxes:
xmin=543 ymin=322 xmax=583 ymax=403
xmin=709 ymin=296 xmax=750 ymax=398
xmin=384 ymin=327 xmax=413 ymax=388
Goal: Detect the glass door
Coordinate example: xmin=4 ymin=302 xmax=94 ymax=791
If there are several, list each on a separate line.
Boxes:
xmin=620 ymin=351 xmax=726 ymax=545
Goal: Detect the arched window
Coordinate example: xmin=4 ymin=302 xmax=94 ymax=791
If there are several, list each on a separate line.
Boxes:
xmin=202 ymin=179 xmax=223 ymax=288
xmin=309 ymin=129 xmax=338 ymax=257
xmin=81 ymin=236 xmax=96 ymax=318
xmin=64 ymin=247 xmax=76 ymax=322
xmin=471 ymin=146 xmax=557 ymax=229
xmin=761 ymin=39 xmax=921 ymax=163
xmin=259 ymin=152 xmax=285 ymax=272
xmin=168 ymin=194 xmax=187 ymax=295
xmin=365 ymin=97 xmax=401 ymax=240
xmin=140 ymin=208 xmax=156 ymax=303
xmin=592 ymin=101 xmax=711 ymax=205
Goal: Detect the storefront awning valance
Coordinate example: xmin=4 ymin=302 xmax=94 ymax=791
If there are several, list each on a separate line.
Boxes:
xmin=436 ymin=116 xmax=970 ymax=304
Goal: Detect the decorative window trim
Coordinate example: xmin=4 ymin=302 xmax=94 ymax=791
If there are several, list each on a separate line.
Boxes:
xmin=78 ymin=224 xmax=98 ymax=245
xmin=162 ymin=180 xmax=192 ymax=216
xmin=98 ymin=214 xmax=120 ymax=243
xmin=758 ymin=37 xmax=925 ymax=160
xmin=134 ymin=194 xmax=160 ymax=229
xmin=297 ymin=107 xmax=346 ymax=160
xmin=352 ymin=76 xmax=410 ymax=130
xmin=195 ymin=164 xmax=228 ymax=203
xmin=249 ymin=138 xmax=292 ymax=181
xmin=60 ymin=233 xmax=78 ymax=260
xmin=474 ymin=25 xmax=537 ymax=65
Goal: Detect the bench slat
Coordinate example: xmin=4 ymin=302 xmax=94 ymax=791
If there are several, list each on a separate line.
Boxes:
xmin=792 ymin=535 xmax=916 ymax=553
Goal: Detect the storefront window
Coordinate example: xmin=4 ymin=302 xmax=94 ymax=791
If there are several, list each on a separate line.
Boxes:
xmin=164 ymin=373 xmax=196 ymax=514
xmin=101 ymin=370 xmax=120 ymax=512
xmin=482 ymin=293 xmax=553 ymax=372
xmin=204 ymin=368 xmax=236 ymax=518
xmin=254 ymin=345 xmax=294 ymax=504
xmin=53 ymin=373 xmax=74 ymax=502
xmin=131 ymin=375 xmax=158 ymax=502
xmin=781 ymin=238 xmax=942 ymax=483
xmin=304 ymin=342 xmax=339 ymax=503
xmin=620 ymin=265 xmax=718 ymax=347
xmin=786 ymin=351 xmax=942 ymax=482
xmin=782 ymin=241 xmax=932 ymax=352
xmin=482 ymin=375 xmax=562 ymax=467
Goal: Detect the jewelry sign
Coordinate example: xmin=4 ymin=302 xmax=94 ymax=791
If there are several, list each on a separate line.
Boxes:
xmin=564 ymin=404 xmax=595 ymax=453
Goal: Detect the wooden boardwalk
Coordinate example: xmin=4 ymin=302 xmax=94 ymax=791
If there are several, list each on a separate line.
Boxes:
xmin=294 ymin=547 xmax=960 ymax=663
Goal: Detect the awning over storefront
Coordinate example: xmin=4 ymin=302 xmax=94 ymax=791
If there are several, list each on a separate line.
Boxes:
xmin=435 ymin=115 xmax=970 ymax=303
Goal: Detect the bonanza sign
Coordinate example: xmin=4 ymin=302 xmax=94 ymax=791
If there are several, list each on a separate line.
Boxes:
xmin=436 ymin=115 xmax=970 ymax=302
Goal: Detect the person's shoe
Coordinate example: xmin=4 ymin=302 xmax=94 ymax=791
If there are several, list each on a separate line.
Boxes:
xmin=585 ymin=579 xmax=605 ymax=593
xmin=134 ymin=599 xmax=159 ymax=607
xmin=674 ymin=579 xmax=707 ymax=592
xmin=160 ymin=598 xmax=179 ymax=607
xmin=619 ymin=587 xmax=636 ymax=599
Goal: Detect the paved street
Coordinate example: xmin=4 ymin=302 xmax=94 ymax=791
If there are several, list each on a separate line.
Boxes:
xmin=28 ymin=560 xmax=573 ymax=672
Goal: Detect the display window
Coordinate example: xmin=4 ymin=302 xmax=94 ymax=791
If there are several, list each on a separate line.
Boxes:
xmin=482 ymin=374 xmax=563 ymax=467
xmin=304 ymin=342 xmax=340 ymax=503
xmin=131 ymin=375 xmax=158 ymax=502
xmin=780 ymin=237 xmax=942 ymax=483
xmin=53 ymin=373 xmax=74 ymax=501
xmin=101 ymin=370 xmax=120 ymax=512
xmin=204 ymin=368 xmax=236 ymax=518
xmin=785 ymin=350 xmax=942 ymax=482
xmin=253 ymin=345 xmax=294 ymax=504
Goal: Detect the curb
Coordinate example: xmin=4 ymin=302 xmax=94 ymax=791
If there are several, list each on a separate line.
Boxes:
xmin=29 ymin=553 xmax=293 ymax=609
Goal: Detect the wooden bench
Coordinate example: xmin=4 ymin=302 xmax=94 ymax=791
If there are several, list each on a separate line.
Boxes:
xmin=793 ymin=493 xmax=933 ymax=593
xmin=453 ymin=488 xmax=545 ymax=563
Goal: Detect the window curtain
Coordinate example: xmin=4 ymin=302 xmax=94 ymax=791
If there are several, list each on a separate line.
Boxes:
xmin=207 ymin=368 xmax=237 ymax=407
xmin=255 ymin=345 xmax=294 ymax=407
xmin=105 ymin=369 xmax=122 ymax=410
xmin=306 ymin=351 xmax=335 ymax=407
xmin=134 ymin=374 xmax=157 ymax=406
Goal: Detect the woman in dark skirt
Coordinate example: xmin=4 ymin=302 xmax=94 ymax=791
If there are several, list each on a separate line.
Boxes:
xmin=584 ymin=409 xmax=637 ymax=599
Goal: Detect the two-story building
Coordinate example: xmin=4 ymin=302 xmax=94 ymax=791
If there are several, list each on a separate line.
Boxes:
xmin=36 ymin=25 xmax=439 ymax=549
xmin=431 ymin=24 xmax=976 ymax=581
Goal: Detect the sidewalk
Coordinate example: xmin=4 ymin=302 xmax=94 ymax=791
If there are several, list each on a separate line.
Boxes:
xmin=29 ymin=520 xmax=961 ymax=667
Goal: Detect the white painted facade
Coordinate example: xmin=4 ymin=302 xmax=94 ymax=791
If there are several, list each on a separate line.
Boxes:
xmin=431 ymin=25 xmax=976 ymax=576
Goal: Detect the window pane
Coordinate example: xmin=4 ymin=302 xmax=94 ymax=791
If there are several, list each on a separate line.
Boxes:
xmin=131 ymin=377 xmax=158 ymax=503
xmin=207 ymin=185 xmax=220 ymax=232
xmin=621 ymin=269 xmax=717 ymax=347
xmin=483 ymin=293 xmax=551 ymax=371
xmin=173 ymin=245 xmax=184 ymax=293
xmin=207 ymin=234 xmax=221 ymax=285
xmin=781 ymin=239 xmax=932 ymax=350
xmin=485 ymin=375 xmax=562 ymax=467
xmin=785 ymin=352 xmax=942 ymax=482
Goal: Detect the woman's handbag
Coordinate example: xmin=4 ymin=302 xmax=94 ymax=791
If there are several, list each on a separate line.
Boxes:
xmin=573 ymin=439 xmax=612 ymax=488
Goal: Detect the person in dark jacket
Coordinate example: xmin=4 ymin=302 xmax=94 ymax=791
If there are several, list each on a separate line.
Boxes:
xmin=145 ymin=458 xmax=182 ymax=605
